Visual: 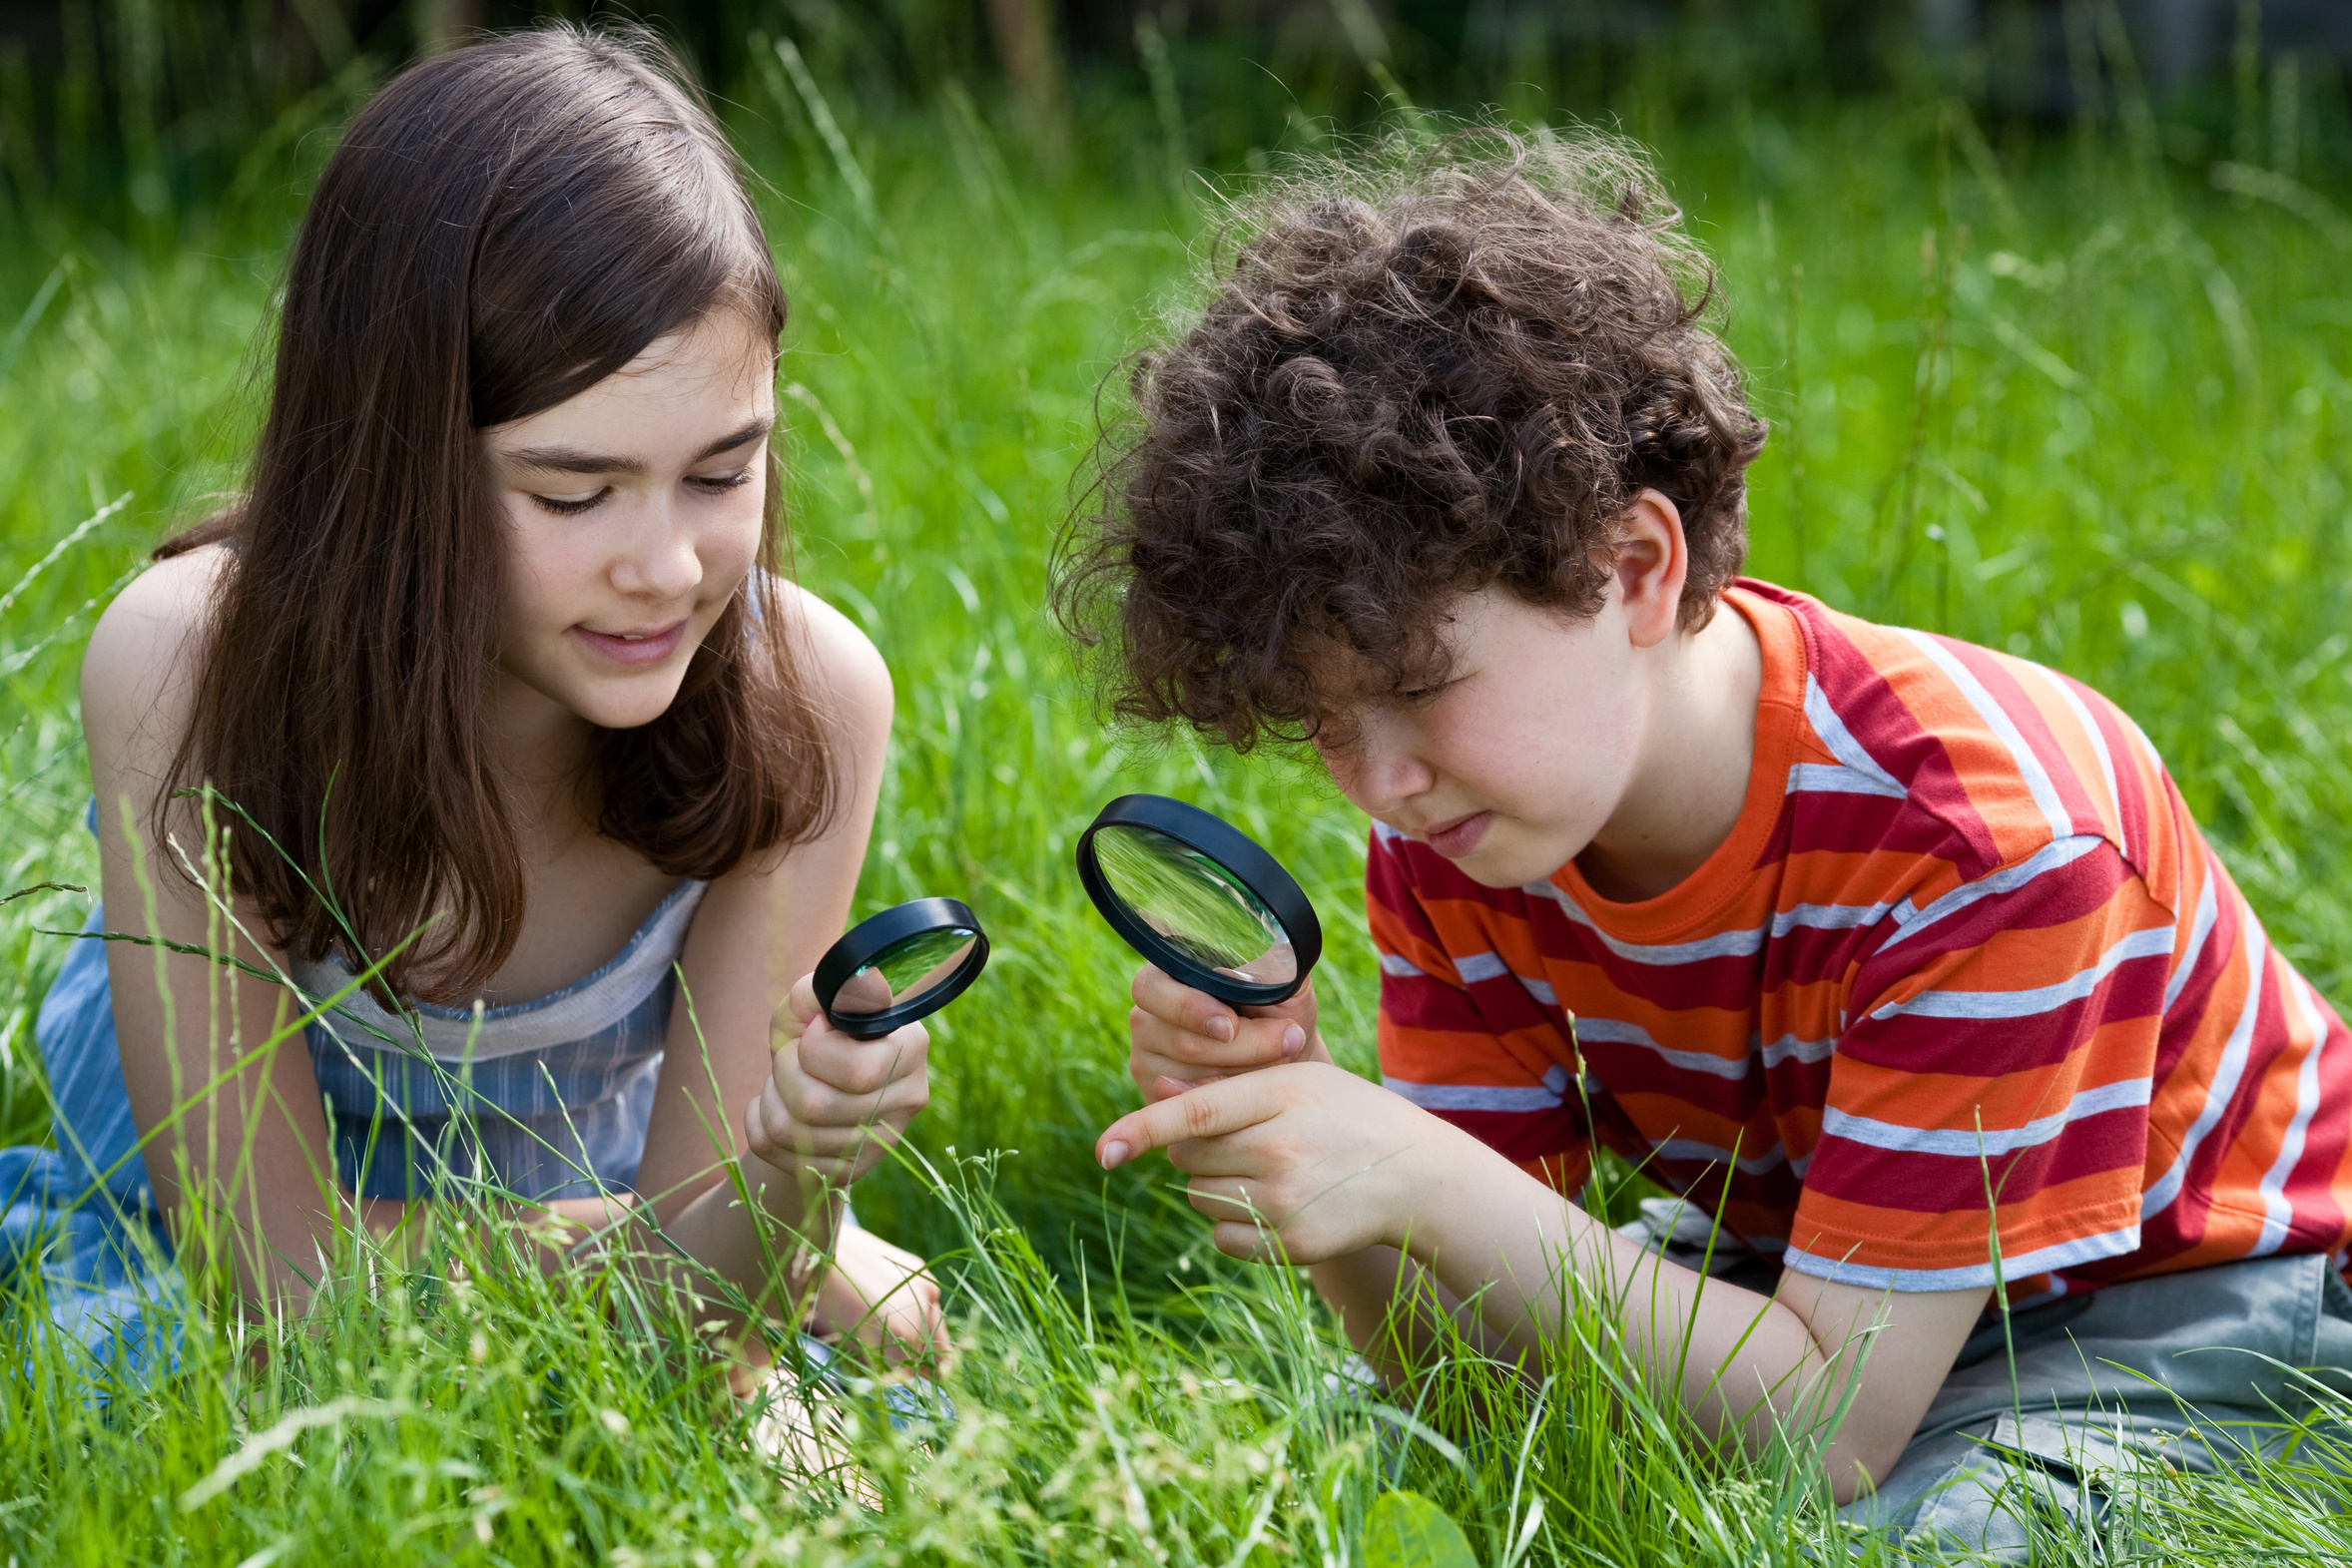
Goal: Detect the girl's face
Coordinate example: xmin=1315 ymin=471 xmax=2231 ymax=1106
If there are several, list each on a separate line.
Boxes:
xmin=483 ymin=312 xmax=774 ymax=738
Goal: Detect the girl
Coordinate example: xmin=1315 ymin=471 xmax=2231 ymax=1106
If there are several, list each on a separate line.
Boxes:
xmin=3 ymin=25 xmax=939 ymax=1380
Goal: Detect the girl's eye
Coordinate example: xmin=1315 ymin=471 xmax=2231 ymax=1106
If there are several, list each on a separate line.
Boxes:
xmin=531 ymin=488 xmax=608 ymax=516
xmin=689 ymin=469 xmax=753 ymax=495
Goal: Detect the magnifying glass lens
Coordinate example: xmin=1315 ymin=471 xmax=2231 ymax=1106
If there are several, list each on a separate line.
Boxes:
xmin=832 ymin=927 xmax=981 ymax=1020
xmin=813 ymin=898 xmax=990 ymax=1040
xmin=1076 ymin=795 xmax=1322 ymax=1009
xmin=1091 ymin=823 xmax=1296 ymax=985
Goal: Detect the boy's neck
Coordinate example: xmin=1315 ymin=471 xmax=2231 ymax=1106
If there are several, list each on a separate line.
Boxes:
xmin=1573 ymin=600 xmax=1764 ymax=904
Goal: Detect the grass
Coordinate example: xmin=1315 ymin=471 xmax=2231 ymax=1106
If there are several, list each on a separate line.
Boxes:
xmin=7 ymin=14 xmax=2352 ymax=1564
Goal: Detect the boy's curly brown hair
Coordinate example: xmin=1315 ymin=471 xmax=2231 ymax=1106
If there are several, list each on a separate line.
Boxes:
xmin=1054 ymin=124 xmax=1767 ymax=751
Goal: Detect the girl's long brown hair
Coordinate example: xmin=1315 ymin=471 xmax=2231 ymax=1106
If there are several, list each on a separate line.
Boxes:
xmin=160 ymin=25 xmax=839 ymax=1003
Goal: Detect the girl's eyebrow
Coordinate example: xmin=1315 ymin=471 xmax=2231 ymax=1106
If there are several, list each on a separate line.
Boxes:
xmin=502 ymin=415 xmax=776 ymax=477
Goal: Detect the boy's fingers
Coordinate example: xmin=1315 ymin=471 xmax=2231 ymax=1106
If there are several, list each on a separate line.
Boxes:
xmin=1131 ymin=965 xmax=1239 ymax=1041
xmin=1123 ymin=1046 xmax=1212 ymax=1097
xmin=1149 ymin=1072 xmax=1200 ymax=1102
xmin=1096 ymin=1076 xmax=1280 ymax=1169
xmin=1212 ymin=1219 xmax=1287 ymax=1264
xmin=1129 ymin=1006 xmax=1306 ymax=1071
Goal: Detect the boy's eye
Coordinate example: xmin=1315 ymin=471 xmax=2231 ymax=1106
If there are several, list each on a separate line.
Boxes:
xmin=531 ymin=487 xmax=609 ymax=516
xmin=690 ymin=469 xmax=754 ymax=495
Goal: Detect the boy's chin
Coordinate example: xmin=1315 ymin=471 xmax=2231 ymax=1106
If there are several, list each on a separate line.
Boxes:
xmin=1450 ymin=838 xmax=1575 ymax=891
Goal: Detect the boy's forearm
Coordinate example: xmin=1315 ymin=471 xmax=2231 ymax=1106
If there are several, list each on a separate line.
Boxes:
xmin=1372 ymin=1135 xmax=1848 ymax=1458
xmin=1309 ymin=1244 xmax=1517 ymax=1382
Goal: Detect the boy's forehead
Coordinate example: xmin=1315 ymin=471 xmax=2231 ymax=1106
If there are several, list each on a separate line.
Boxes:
xmin=1286 ymin=596 xmax=1473 ymax=704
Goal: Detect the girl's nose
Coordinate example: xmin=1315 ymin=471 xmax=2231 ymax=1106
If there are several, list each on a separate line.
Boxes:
xmin=612 ymin=504 xmax=704 ymax=601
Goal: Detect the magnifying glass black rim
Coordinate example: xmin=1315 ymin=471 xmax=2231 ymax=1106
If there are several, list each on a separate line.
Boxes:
xmin=814 ymin=896 xmax=990 ymax=1041
xmin=1076 ymin=793 xmax=1322 ymax=1008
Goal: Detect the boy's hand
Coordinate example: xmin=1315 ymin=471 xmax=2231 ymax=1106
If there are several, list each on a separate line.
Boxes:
xmin=1094 ymin=1062 xmax=1468 ymax=1265
xmin=746 ymin=974 xmax=929 ymax=1187
xmin=1127 ymin=964 xmax=1329 ymax=1101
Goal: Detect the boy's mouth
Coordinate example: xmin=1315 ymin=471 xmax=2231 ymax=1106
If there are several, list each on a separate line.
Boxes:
xmin=1424 ymin=811 xmax=1492 ymax=858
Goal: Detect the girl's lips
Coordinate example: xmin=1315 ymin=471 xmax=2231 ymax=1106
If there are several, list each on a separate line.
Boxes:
xmin=572 ymin=620 xmax=688 ymax=667
xmin=1426 ymin=810 xmax=1492 ymax=858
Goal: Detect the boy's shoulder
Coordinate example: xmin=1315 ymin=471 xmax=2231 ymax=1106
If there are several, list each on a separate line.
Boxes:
xmin=1741 ymin=577 xmax=2179 ymax=910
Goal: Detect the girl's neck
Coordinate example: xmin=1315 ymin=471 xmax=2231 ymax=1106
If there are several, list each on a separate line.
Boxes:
xmin=483 ymin=669 xmax=600 ymax=832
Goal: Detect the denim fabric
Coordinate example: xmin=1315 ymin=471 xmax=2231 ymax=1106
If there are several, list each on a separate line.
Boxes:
xmin=1618 ymin=1195 xmax=2352 ymax=1558
xmin=1838 ymin=1252 xmax=2352 ymax=1561
xmin=4 ymin=870 xmax=701 ymax=1379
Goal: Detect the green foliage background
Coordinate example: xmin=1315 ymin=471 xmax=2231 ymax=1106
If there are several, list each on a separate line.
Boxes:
xmin=6 ymin=5 xmax=2352 ymax=1563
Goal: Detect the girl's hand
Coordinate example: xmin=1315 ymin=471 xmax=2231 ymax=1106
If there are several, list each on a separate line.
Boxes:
xmin=1094 ymin=1062 xmax=1465 ymax=1265
xmin=809 ymin=1224 xmax=952 ymax=1367
xmin=746 ymin=974 xmax=929 ymax=1187
xmin=1126 ymin=965 xmax=1329 ymax=1102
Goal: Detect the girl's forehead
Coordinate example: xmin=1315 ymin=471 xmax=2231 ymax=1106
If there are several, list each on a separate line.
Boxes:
xmin=486 ymin=313 xmax=775 ymax=453
xmin=613 ymin=311 xmax=775 ymax=386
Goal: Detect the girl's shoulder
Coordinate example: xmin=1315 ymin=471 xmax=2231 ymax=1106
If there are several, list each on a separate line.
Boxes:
xmin=779 ymin=580 xmax=891 ymax=720
xmin=81 ymin=542 xmax=231 ymax=758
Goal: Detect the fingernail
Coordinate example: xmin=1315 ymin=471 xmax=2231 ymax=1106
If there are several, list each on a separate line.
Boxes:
xmin=1206 ymin=1016 xmax=1234 ymax=1042
xmin=1099 ymin=1139 xmax=1130 ymax=1170
xmin=1282 ymin=1024 xmax=1306 ymax=1057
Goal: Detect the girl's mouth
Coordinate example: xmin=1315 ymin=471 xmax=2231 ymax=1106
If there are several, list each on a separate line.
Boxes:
xmin=573 ymin=620 xmax=688 ymax=667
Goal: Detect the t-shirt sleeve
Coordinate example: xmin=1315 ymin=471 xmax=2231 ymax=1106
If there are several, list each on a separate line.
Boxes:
xmin=1366 ymin=828 xmax=1591 ymax=1194
xmin=1785 ymin=836 xmax=2171 ymax=1293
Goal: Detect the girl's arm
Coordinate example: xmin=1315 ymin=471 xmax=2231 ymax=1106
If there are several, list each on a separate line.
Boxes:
xmin=89 ymin=559 xmax=925 ymax=1342
xmin=86 ymin=549 xmax=378 ymax=1311
xmin=619 ymin=587 xmax=940 ymax=1349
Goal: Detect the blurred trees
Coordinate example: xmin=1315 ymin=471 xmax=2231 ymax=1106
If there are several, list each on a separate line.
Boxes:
xmin=3 ymin=0 xmax=2351 ymax=221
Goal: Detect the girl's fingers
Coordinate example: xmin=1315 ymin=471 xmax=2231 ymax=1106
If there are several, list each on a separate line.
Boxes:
xmin=1184 ymin=1175 xmax=1282 ymax=1226
xmin=784 ymin=972 xmax=823 ymax=1030
xmin=775 ymin=1077 xmax=928 ymax=1142
xmin=791 ymin=1020 xmax=929 ymax=1102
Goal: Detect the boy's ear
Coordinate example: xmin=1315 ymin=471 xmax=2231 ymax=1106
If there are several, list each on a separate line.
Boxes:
xmin=1614 ymin=489 xmax=1689 ymax=650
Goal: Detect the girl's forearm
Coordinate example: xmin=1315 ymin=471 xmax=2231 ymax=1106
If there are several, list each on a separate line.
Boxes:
xmin=553 ymin=1154 xmax=839 ymax=1337
xmin=370 ymin=1155 xmax=837 ymax=1340
xmin=659 ymin=1152 xmax=840 ymax=1322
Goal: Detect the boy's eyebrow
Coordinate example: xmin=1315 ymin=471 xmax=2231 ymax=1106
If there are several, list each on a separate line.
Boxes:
xmin=502 ymin=415 xmax=776 ymax=477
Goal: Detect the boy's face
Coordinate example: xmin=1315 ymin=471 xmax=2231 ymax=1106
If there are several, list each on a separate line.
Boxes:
xmin=1315 ymin=583 xmax=1655 ymax=890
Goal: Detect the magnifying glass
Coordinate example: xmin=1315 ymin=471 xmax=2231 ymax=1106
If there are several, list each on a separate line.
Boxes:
xmin=1075 ymin=794 xmax=1322 ymax=1008
xmin=812 ymin=897 xmax=991 ymax=1040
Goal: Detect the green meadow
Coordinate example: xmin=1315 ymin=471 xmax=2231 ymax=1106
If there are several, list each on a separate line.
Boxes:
xmin=7 ymin=11 xmax=2352 ymax=1562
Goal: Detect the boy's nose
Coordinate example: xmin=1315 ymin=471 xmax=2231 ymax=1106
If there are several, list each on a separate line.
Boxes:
xmin=1327 ymin=724 xmax=1436 ymax=816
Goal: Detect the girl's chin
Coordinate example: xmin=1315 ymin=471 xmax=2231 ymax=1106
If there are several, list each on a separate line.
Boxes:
xmin=559 ymin=674 xmax=691 ymax=732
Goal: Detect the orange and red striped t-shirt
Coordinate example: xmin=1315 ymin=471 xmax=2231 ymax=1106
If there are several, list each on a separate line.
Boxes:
xmin=1370 ymin=579 xmax=2352 ymax=1304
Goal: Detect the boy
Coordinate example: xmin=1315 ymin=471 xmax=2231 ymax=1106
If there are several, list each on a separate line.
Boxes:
xmin=1061 ymin=129 xmax=2352 ymax=1550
